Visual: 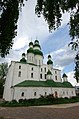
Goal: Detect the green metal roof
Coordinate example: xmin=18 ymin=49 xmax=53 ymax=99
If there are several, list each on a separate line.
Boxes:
xmin=27 ymin=48 xmax=34 ymax=54
xmin=33 ymin=44 xmax=41 ymax=48
xmin=34 ymin=40 xmax=39 ymax=44
xmin=34 ymin=49 xmax=43 ymax=56
xmin=20 ymin=58 xmax=27 ymax=63
xmin=14 ymin=80 xmax=74 ymax=88
xmin=22 ymin=53 xmax=26 ymax=56
xmin=62 ymin=73 xmax=68 ymax=78
xmin=48 ymin=55 xmax=51 ymax=58
xmin=47 ymin=59 xmax=53 ymax=65
xmin=29 ymin=42 xmax=33 ymax=46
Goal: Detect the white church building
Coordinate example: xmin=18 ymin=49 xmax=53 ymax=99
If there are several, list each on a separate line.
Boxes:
xmin=3 ymin=40 xmax=76 ymax=101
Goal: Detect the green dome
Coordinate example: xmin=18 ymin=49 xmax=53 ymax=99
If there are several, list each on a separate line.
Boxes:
xmin=48 ymin=55 xmax=51 ymax=58
xmin=34 ymin=49 xmax=43 ymax=56
xmin=34 ymin=40 xmax=39 ymax=44
xmin=47 ymin=70 xmax=52 ymax=75
xmin=29 ymin=42 xmax=33 ymax=46
xmin=22 ymin=53 xmax=25 ymax=57
xmin=20 ymin=58 xmax=27 ymax=63
xmin=27 ymin=48 xmax=34 ymax=54
xmin=47 ymin=59 xmax=53 ymax=65
xmin=33 ymin=44 xmax=41 ymax=48
xmin=62 ymin=73 xmax=68 ymax=78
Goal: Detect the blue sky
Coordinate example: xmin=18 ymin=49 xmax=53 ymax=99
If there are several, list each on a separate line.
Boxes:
xmin=0 ymin=0 xmax=78 ymax=85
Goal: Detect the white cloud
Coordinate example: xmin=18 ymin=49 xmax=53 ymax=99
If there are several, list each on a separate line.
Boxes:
xmin=51 ymin=45 xmax=77 ymax=68
xmin=13 ymin=36 xmax=29 ymax=50
xmin=67 ymin=71 xmax=77 ymax=86
xmin=61 ymin=12 xmax=70 ymax=26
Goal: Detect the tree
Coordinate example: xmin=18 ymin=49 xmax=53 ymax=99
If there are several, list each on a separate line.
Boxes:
xmin=0 ymin=0 xmax=79 ymax=57
xmin=74 ymin=52 xmax=79 ymax=83
xmin=0 ymin=63 xmax=8 ymax=98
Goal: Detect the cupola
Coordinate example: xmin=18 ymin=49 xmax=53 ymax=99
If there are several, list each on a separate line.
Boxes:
xmin=29 ymin=41 xmax=33 ymax=48
xmin=46 ymin=70 xmax=52 ymax=80
xmin=20 ymin=53 xmax=27 ymax=63
xmin=62 ymin=73 xmax=68 ymax=82
xmin=47 ymin=55 xmax=53 ymax=65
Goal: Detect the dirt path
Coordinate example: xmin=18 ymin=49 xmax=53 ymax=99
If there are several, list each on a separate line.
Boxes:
xmin=0 ymin=103 xmax=79 ymax=119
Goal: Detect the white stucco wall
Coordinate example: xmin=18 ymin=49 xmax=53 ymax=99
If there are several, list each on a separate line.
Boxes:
xmin=12 ymin=87 xmax=76 ymax=101
xmin=3 ymin=61 xmax=15 ymax=101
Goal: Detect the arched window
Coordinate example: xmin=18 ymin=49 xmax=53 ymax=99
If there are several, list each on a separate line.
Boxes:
xmin=31 ymin=73 xmax=33 ymax=78
xmin=34 ymin=92 xmax=36 ymax=96
xmin=21 ymin=92 xmax=24 ymax=97
xmin=32 ymin=67 xmax=33 ymax=71
xmin=44 ymin=67 xmax=46 ymax=72
xmin=45 ymin=92 xmax=47 ymax=96
xmin=19 ymin=65 xmax=21 ymax=69
xmin=40 ymin=74 xmax=42 ymax=79
xmin=55 ymin=76 xmax=57 ymax=80
xmin=45 ymin=74 xmax=46 ymax=79
xmin=55 ymin=91 xmax=58 ymax=98
xmin=18 ymin=71 xmax=21 ymax=77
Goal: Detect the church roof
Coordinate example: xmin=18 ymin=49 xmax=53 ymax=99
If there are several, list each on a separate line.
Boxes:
xmin=27 ymin=48 xmax=34 ymax=54
xmin=48 ymin=55 xmax=51 ymax=58
xmin=29 ymin=42 xmax=33 ymax=46
xmin=34 ymin=49 xmax=43 ymax=56
xmin=47 ymin=59 xmax=53 ymax=65
xmin=20 ymin=58 xmax=27 ymax=63
xmin=14 ymin=80 xmax=73 ymax=88
xmin=33 ymin=44 xmax=41 ymax=48
xmin=62 ymin=73 xmax=68 ymax=78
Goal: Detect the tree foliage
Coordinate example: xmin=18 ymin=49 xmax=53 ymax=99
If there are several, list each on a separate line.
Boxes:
xmin=0 ymin=63 xmax=8 ymax=98
xmin=0 ymin=0 xmax=79 ymax=57
xmin=35 ymin=0 xmax=79 ymax=49
xmin=74 ymin=52 xmax=79 ymax=82
xmin=0 ymin=0 xmax=24 ymax=57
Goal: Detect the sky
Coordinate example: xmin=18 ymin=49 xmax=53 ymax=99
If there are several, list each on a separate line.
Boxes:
xmin=0 ymin=0 xmax=78 ymax=86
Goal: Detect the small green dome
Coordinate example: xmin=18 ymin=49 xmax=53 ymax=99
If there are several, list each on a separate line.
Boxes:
xmin=47 ymin=70 xmax=52 ymax=75
xmin=48 ymin=55 xmax=51 ymax=58
xmin=27 ymin=48 xmax=34 ymax=54
xmin=33 ymin=44 xmax=41 ymax=48
xmin=47 ymin=59 xmax=53 ymax=65
xmin=34 ymin=49 xmax=43 ymax=56
xmin=29 ymin=42 xmax=33 ymax=46
xmin=22 ymin=53 xmax=25 ymax=57
xmin=34 ymin=40 xmax=39 ymax=44
xmin=20 ymin=58 xmax=27 ymax=63
xmin=62 ymin=73 xmax=68 ymax=78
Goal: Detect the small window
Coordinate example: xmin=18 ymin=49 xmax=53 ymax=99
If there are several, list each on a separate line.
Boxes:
xmin=32 ymin=57 xmax=33 ymax=61
xmin=67 ymin=91 xmax=68 ymax=95
xmin=19 ymin=65 xmax=21 ymax=69
xmin=55 ymin=91 xmax=58 ymax=98
xmin=55 ymin=71 xmax=57 ymax=74
xmin=21 ymin=92 xmax=24 ymax=97
xmin=45 ymin=92 xmax=47 ymax=96
xmin=39 ymin=60 xmax=40 ymax=65
xmin=18 ymin=71 xmax=21 ymax=77
xmin=63 ymin=91 xmax=65 ymax=95
xmin=72 ymin=91 xmax=73 ymax=95
xmin=55 ymin=76 xmax=57 ymax=80
xmin=40 ymin=74 xmax=42 ymax=79
xmin=32 ymin=67 xmax=33 ymax=71
xmin=31 ymin=73 xmax=33 ymax=78
xmin=44 ymin=67 xmax=46 ymax=72
xmin=45 ymin=74 xmax=46 ymax=79
xmin=34 ymin=92 xmax=36 ymax=96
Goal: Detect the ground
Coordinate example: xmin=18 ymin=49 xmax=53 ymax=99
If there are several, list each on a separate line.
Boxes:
xmin=0 ymin=103 xmax=79 ymax=119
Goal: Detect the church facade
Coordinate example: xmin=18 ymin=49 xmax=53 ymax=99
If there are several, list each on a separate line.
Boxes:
xmin=3 ymin=40 xmax=76 ymax=101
